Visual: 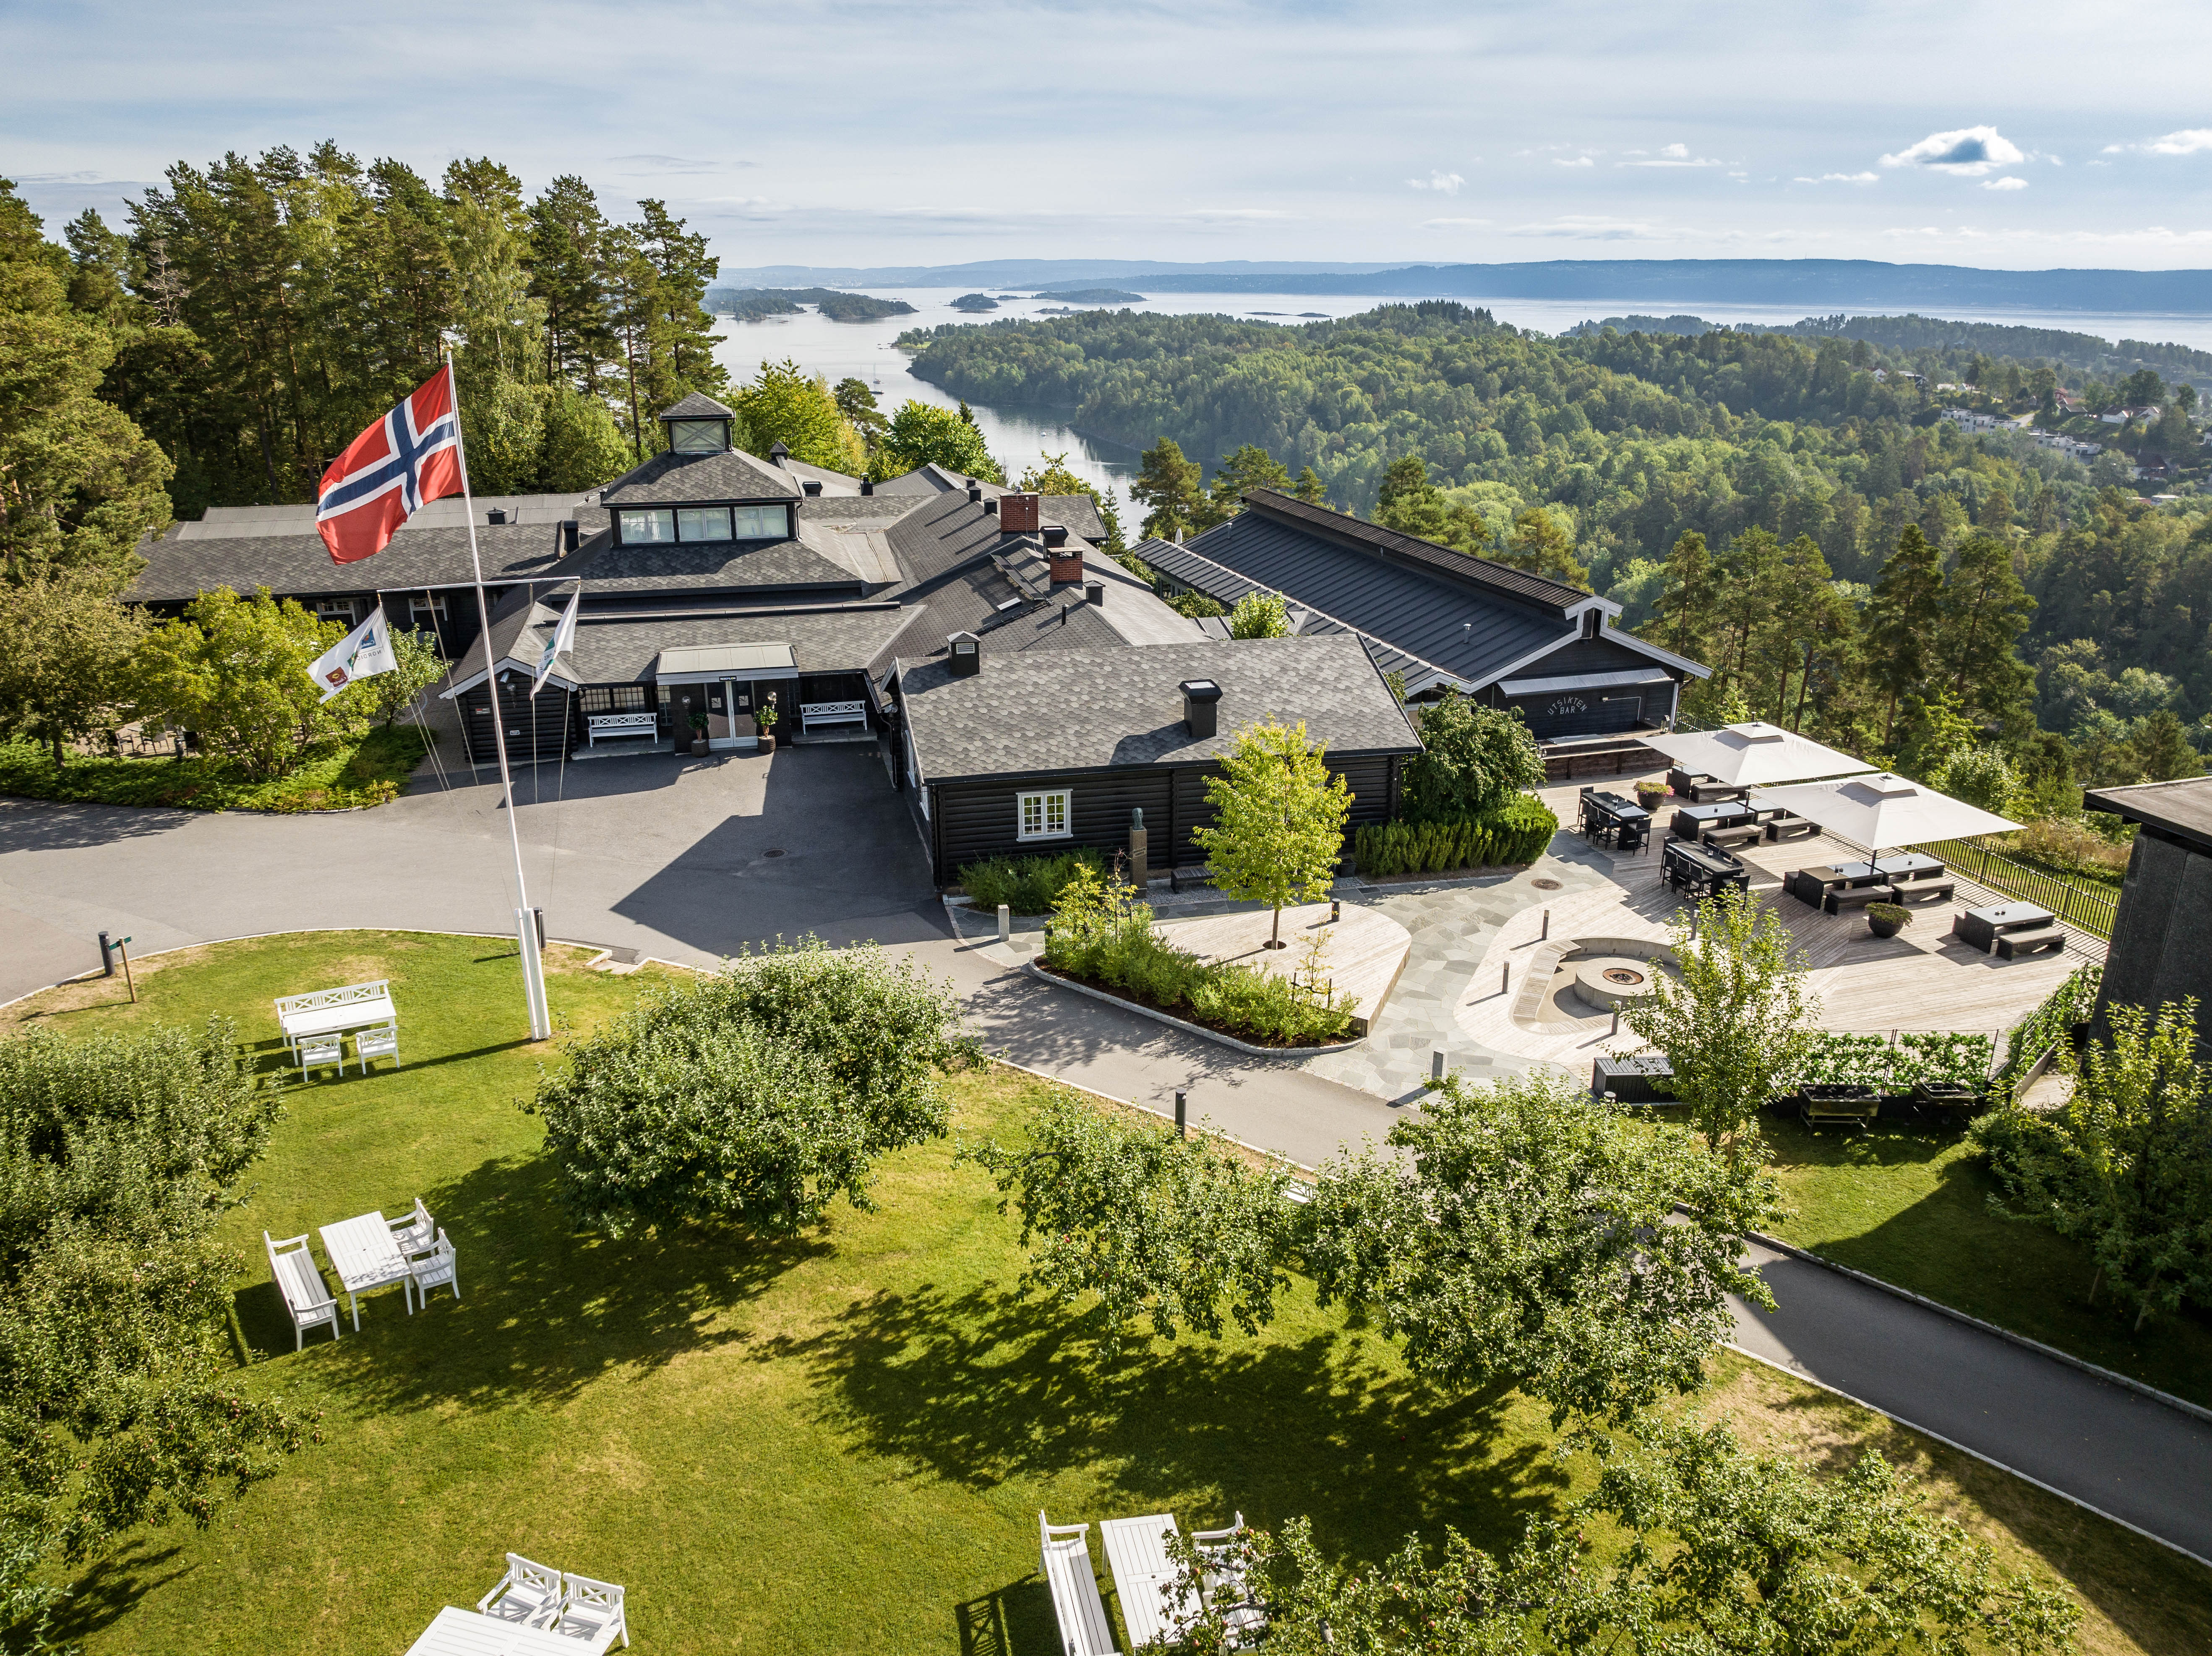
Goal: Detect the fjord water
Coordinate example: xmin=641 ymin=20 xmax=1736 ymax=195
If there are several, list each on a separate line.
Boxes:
xmin=714 ymin=288 xmax=2212 ymax=513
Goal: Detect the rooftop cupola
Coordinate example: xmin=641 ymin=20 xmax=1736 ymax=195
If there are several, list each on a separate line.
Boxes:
xmin=657 ymin=392 xmax=738 ymax=456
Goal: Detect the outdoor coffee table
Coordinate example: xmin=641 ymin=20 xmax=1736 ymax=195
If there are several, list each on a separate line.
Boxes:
xmin=318 ymin=1210 xmax=415 ymax=1330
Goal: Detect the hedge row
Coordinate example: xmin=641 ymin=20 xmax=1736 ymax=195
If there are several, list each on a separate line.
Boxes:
xmin=1354 ymin=797 xmax=1559 ymax=877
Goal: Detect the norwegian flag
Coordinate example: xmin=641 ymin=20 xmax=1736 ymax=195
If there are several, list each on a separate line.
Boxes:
xmin=315 ymin=364 xmax=466 ymax=564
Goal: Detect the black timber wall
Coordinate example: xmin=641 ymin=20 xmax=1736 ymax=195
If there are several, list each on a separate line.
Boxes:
xmin=2092 ymin=829 xmax=2212 ymax=1052
xmin=928 ymin=753 xmax=1401 ymax=885
xmin=459 ymin=670 xmax=575 ymax=766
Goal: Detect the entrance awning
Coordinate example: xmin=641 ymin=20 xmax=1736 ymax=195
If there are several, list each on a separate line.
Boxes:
xmin=654 ymin=642 xmax=798 ymax=685
xmin=1497 ymin=667 xmax=1670 ymax=697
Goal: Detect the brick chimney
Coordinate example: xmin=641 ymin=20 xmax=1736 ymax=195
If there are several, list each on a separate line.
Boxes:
xmin=1043 ymin=523 xmax=1082 ymax=585
xmin=999 ymin=492 xmax=1041 ymax=533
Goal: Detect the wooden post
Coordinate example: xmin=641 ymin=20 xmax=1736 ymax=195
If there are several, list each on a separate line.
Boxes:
xmin=117 ymin=937 xmax=137 ymax=1004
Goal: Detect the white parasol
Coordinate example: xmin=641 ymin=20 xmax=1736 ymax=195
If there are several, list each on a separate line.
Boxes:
xmin=1747 ymin=771 xmax=2021 ymax=854
xmin=1644 ymin=721 xmax=1876 ymax=788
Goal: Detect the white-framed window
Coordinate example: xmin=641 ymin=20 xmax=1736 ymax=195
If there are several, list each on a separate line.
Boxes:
xmin=618 ymin=508 xmax=675 ymax=544
xmin=733 ymin=503 xmax=788 ymax=539
xmin=408 ymin=593 xmax=447 ymax=627
xmin=1017 ymin=788 xmax=1070 ymax=841
xmin=677 ymin=506 xmax=732 ymax=542
xmin=669 ymin=419 xmax=726 ymax=453
xmin=316 ymin=599 xmax=357 ymax=625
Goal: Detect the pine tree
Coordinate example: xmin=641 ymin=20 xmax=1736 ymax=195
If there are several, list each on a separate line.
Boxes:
xmin=1292 ymin=465 xmax=1326 ymax=504
xmin=1130 ymin=437 xmax=1203 ymax=541
xmin=1936 ymin=534 xmax=2035 ymax=727
xmin=1192 ymin=443 xmax=1290 ymax=531
xmin=1863 ymin=524 xmax=1945 ymax=748
xmin=528 ymin=175 xmax=617 ymax=395
xmin=629 ymin=199 xmax=728 ymax=415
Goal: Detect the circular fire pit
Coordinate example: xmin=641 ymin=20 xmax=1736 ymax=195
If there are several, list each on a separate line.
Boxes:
xmin=1571 ymin=956 xmax=1659 ymax=1012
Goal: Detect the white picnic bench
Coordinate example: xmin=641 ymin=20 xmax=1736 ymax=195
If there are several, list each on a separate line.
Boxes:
xmin=1101 ymin=1513 xmax=1202 ymax=1649
xmin=1040 ymin=1512 xmax=1117 ymax=1656
xmin=264 ymin=1231 xmax=340 ymax=1350
xmin=799 ymin=698 xmax=866 ymax=733
xmin=585 ymin=711 xmax=659 ymax=747
xmin=275 ymin=980 xmax=396 ymax=1052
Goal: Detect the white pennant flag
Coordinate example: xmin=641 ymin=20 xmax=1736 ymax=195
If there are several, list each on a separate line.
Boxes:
xmin=532 ymin=588 xmax=581 ymax=696
xmin=307 ymin=605 xmax=399 ymax=703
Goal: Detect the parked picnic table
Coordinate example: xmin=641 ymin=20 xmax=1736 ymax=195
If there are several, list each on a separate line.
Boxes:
xmin=1669 ymin=801 xmax=1753 ymax=841
xmin=276 ymin=979 xmax=397 ymax=1048
xmin=1662 ymin=836 xmax=1750 ymax=898
xmin=1953 ymin=901 xmax=2057 ymax=953
xmin=319 ymin=1210 xmax=417 ymax=1330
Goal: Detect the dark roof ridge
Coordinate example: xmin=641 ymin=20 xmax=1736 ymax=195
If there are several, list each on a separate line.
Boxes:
xmin=659 ymin=391 xmax=737 ymax=420
xmin=1237 ymin=487 xmax=1591 ymax=612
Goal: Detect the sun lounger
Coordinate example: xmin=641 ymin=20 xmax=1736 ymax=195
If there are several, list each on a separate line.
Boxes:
xmin=1039 ymin=1513 xmax=1116 ymax=1656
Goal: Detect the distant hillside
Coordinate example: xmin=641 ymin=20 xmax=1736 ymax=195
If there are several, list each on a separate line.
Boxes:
xmin=1036 ymin=287 xmax=1147 ymax=303
xmin=705 ymin=287 xmax=916 ymax=322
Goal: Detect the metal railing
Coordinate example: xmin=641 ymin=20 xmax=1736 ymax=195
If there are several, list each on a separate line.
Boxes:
xmin=1917 ymin=837 xmax=2118 ymax=939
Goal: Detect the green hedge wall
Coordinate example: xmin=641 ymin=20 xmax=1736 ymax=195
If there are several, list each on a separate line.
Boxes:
xmin=1354 ymin=796 xmax=1559 ymax=877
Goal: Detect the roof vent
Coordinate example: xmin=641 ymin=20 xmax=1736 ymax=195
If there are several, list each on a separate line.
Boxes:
xmin=983 ymin=497 xmax=999 ymax=517
xmin=966 ymin=482 xmax=983 ymax=503
xmin=769 ymin=440 xmax=791 ymax=466
xmin=1085 ymin=579 xmax=1104 ymax=606
xmin=487 ymin=508 xmax=508 ymax=525
xmin=1041 ymin=523 xmax=1069 ymax=549
xmin=947 ymin=631 xmax=982 ymax=677
xmin=562 ymin=520 xmax=579 ymax=552
xmin=802 ymin=479 xmax=823 ymax=497
xmin=1179 ymin=678 xmax=1223 ymax=739
xmin=859 ymin=479 xmax=874 ymax=496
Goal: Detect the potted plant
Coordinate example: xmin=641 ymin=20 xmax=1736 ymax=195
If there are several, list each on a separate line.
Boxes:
xmin=756 ymin=698 xmax=779 ymax=754
xmin=1634 ymin=779 xmax=1668 ymax=812
xmin=688 ymin=712 xmax=709 ymax=757
xmin=1866 ymin=901 xmax=1912 ymax=939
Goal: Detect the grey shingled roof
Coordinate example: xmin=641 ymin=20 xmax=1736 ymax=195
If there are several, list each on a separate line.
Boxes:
xmin=898 ymin=633 xmax=1420 ymax=785
xmin=1240 ymin=489 xmax=1590 ymax=610
xmin=1174 ymin=510 xmax=1575 ymax=688
xmin=598 ymin=446 xmax=799 ymax=507
xmin=658 ymin=392 xmax=737 ymax=420
xmin=535 ymin=605 xmax=913 ymax=687
xmin=562 ymin=527 xmax=861 ymax=595
xmin=129 ymin=520 xmax=574 ymax=604
xmin=870 ymin=463 xmax=1106 ymax=543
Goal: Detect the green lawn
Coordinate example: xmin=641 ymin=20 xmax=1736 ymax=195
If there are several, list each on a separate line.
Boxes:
xmin=0 ymin=726 xmax=429 ymax=813
xmin=10 ymin=933 xmax=2208 ymax=1656
xmin=1764 ymin=1114 xmax=2212 ymax=1409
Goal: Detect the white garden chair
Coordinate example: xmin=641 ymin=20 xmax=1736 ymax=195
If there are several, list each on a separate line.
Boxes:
xmin=551 ymin=1574 xmax=629 ymax=1650
xmin=410 ymin=1227 xmax=460 ymax=1306
xmin=264 ymin=1231 xmax=340 ymax=1351
xmin=356 ymin=1022 xmax=399 ymax=1073
xmin=478 ymin=1554 xmax=563 ymax=1627
xmin=1192 ymin=1513 xmax=1268 ymax=1646
xmin=297 ymin=1034 xmax=343 ymax=1078
xmin=388 ymin=1198 xmax=436 ymax=1260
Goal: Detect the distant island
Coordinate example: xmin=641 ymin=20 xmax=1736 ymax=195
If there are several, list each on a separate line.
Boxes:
xmin=1035 ymin=287 xmax=1146 ymax=304
xmin=949 ymin=293 xmax=999 ymax=312
xmin=704 ymin=286 xmax=916 ymax=323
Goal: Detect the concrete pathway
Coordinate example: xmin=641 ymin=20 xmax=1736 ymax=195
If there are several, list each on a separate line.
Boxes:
xmin=3 ymin=778 xmax=2209 ymax=1564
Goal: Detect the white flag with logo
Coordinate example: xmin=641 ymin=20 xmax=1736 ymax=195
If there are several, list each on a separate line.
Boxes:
xmin=307 ymin=606 xmax=399 ymax=703
xmin=532 ymin=588 xmax=581 ymax=695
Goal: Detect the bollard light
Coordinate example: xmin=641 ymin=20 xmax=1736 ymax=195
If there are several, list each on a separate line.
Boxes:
xmin=1330 ymin=898 xmax=1340 ymax=925
xmin=1502 ymin=962 xmax=1511 ymax=995
xmin=1540 ymin=908 xmax=1550 ymax=941
xmin=1175 ymin=1090 xmax=1187 ymax=1138
xmin=997 ymin=903 xmax=1011 ymax=945
xmin=1610 ymin=1009 xmax=1620 ymax=1036
xmin=1431 ymin=1050 xmax=1445 ymax=1082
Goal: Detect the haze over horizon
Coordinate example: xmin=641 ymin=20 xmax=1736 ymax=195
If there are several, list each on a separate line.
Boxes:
xmin=5 ymin=0 xmax=2210 ymax=275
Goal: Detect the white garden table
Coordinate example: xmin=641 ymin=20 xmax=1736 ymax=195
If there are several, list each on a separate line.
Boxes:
xmin=1101 ymin=1513 xmax=1199 ymax=1648
xmin=275 ymin=981 xmax=396 ymax=1051
xmin=318 ymin=1210 xmax=413 ymax=1330
xmin=405 ymin=1606 xmax=576 ymax=1655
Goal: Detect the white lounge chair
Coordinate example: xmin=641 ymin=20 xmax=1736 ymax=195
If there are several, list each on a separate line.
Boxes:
xmin=356 ymin=1021 xmax=399 ymax=1073
xmin=478 ymin=1554 xmax=563 ymax=1628
xmin=297 ymin=1034 xmax=342 ymax=1078
xmin=1039 ymin=1512 xmax=1117 ymax=1656
xmin=410 ymin=1227 xmax=460 ymax=1307
xmin=264 ymin=1231 xmax=340 ymax=1351
xmin=1192 ymin=1513 xmax=1268 ymax=1647
xmin=551 ymin=1573 xmax=629 ymax=1650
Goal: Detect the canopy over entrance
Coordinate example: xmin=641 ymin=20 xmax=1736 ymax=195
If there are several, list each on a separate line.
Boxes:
xmin=1645 ymin=721 xmax=1876 ymax=788
xmin=1749 ymin=771 xmax=2020 ymax=854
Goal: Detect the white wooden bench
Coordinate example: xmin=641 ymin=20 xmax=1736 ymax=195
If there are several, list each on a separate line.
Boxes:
xmin=265 ymin=1230 xmax=340 ymax=1351
xmin=586 ymin=711 xmax=659 ymax=747
xmin=1040 ymin=1513 xmax=1117 ymax=1656
xmin=800 ymin=699 xmax=866 ymax=733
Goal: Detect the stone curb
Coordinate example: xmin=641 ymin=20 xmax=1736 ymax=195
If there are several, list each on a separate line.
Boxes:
xmin=1745 ymin=1227 xmax=2212 ymax=1427
xmin=1020 ymin=960 xmax=1362 ymax=1060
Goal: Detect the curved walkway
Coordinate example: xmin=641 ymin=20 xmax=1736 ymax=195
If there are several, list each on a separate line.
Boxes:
xmin=1 ymin=773 xmax=2208 ymax=1565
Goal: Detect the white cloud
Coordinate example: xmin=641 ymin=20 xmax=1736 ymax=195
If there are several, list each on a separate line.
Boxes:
xmin=1512 ymin=214 xmax=1662 ymax=240
xmin=1552 ymin=155 xmax=1594 ymax=168
xmin=1795 ymin=171 xmax=1880 ymax=184
xmin=1406 ymin=170 xmax=1464 ymax=194
xmin=1880 ymin=125 xmax=2025 ymax=177
xmin=1420 ymin=216 xmax=1491 ymax=228
xmin=1658 ymin=142 xmax=1688 ymax=159
xmin=1982 ymin=175 xmax=2028 ymax=191
xmin=2103 ymin=128 xmax=2212 ymax=156
xmin=1620 ymin=141 xmax=1722 ymax=169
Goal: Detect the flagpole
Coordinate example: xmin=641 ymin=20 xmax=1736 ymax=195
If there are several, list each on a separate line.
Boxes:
xmin=446 ymin=351 xmax=552 ymax=1041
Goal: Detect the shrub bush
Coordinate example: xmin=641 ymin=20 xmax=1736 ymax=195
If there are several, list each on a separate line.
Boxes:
xmin=1352 ymin=796 xmax=1558 ymax=877
xmin=956 ymin=847 xmax=1106 ymax=914
xmin=1784 ymin=1030 xmax=1995 ymax=1095
xmin=1042 ymin=869 xmax=1356 ymax=1047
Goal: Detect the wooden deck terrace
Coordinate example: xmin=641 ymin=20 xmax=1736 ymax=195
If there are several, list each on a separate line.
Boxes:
xmin=1456 ymin=789 xmax=2105 ymax=1070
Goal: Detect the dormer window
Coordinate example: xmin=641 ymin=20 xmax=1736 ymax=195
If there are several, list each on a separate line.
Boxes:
xmin=669 ymin=419 xmax=728 ymax=454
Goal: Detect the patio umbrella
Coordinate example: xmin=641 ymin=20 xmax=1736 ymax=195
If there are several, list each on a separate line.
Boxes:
xmin=1746 ymin=771 xmax=2021 ymax=853
xmin=1644 ymin=721 xmax=1876 ymax=788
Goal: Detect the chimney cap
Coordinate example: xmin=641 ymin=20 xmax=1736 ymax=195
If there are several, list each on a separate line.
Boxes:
xmin=1179 ymin=678 xmax=1223 ymax=703
xmin=860 ymin=479 xmax=874 ymax=495
xmin=769 ymin=440 xmax=791 ymax=462
xmin=801 ymin=479 xmax=823 ymax=497
xmin=966 ymin=482 xmax=983 ymax=503
xmin=1041 ymin=523 xmax=1069 ymax=548
xmin=983 ymin=496 xmax=999 ymax=515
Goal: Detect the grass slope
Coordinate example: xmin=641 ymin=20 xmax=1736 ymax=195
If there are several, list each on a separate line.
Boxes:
xmin=0 ymin=726 xmax=428 ymax=813
xmin=8 ymin=933 xmax=2206 ymax=1655
xmin=1765 ymin=1115 xmax=2212 ymax=1409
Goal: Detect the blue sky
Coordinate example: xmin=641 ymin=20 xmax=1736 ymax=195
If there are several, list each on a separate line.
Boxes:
xmin=5 ymin=0 xmax=2209 ymax=271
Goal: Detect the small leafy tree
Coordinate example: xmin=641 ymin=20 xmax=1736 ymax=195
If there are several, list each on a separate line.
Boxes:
xmin=133 ymin=587 xmax=348 ymax=779
xmin=1130 ymin=436 xmax=1203 ymax=540
xmin=530 ymin=938 xmax=971 ymax=1237
xmin=1402 ymin=693 xmax=1546 ymax=820
xmin=1977 ymin=999 xmax=2209 ymax=1330
xmin=1620 ymin=888 xmax=1821 ymax=1169
xmin=1936 ymin=742 xmax=2021 ymax=815
xmin=1226 ymin=589 xmax=1289 ymax=639
xmin=0 ymin=570 xmax=147 ymax=768
xmin=874 ymin=399 xmax=1002 ymax=482
xmin=733 ymin=358 xmax=867 ymax=473
xmin=341 ymin=622 xmax=447 ymax=729
xmin=1153 ymin=1419 xmax=2078 ymax=1655
xmin=1192 ymin=720 xmax=1350 ymax=948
